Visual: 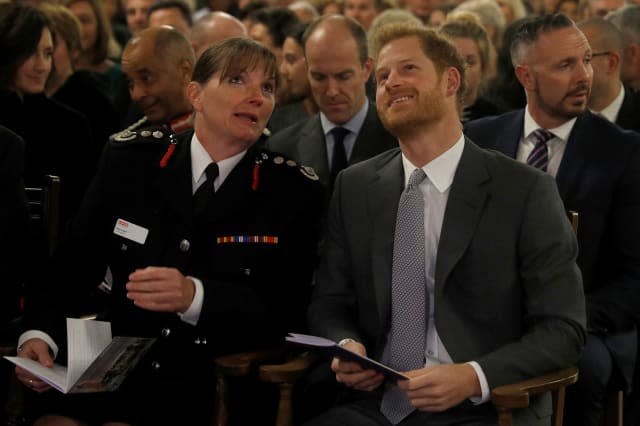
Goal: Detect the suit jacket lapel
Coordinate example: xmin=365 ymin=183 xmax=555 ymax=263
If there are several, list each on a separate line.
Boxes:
xmin=368 ymin=150 xmax=404 ymax=330
xmin=493 ymin=110 xmax=525 ymax=158
xmin=435 ymin=140 xmax=490 ymax=289
xmin=297 ymin=116 xmax=330 ymax=186
xmin=556 ymin=112 xmax=593 ymax=200
xmin=350 ymin=101 xmax=395 ymax=164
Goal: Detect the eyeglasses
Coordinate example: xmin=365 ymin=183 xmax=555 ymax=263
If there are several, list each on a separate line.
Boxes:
xmin=591 ymin=51 xmax=611 ymax=58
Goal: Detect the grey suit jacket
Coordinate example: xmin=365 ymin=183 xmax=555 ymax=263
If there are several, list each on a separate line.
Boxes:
xmin=266 ymin=101 xmax=397 ymax=188
xmin=308 ymin=140 xmax=586 ymax=425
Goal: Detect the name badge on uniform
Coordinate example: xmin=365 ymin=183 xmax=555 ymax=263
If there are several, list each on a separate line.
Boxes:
xmin=113 ymin=218 xmax=148 ymax=244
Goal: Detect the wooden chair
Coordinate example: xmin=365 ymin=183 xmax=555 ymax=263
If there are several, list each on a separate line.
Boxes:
xmin=25 ymin=175 xmax=61 ymax=256
xmin=492 ymin=367 xmax=579 ymax=426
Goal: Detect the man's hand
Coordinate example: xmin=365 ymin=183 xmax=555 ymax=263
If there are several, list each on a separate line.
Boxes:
xmin=126 ymin=266 xmax=195 ymax=313
xmin=15 ymin=338 xmax=53 ymax=393
xmin=398 ymin=363 xmax=481 ymax=412
xmin=331 ymin=340 xmax=384 ymax=391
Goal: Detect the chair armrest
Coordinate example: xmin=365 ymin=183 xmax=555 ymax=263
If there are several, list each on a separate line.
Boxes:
xmin=0 ymin=344 xmax=17 ymax=356
xmin=214 ymin=348 xmax=284 ymax=377
xmin=491 ymin=367 xmax=579 ymax=410
xmin=259 ymin=351 xmax=318 ymax=384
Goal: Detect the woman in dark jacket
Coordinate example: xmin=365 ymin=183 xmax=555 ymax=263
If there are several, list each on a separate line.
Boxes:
xmin=0 ymin=2 xmax=94 ymax=236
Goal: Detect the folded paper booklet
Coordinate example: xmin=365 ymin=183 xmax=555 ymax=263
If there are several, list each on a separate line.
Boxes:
xmin=5 ymin=318 xmax=155 ymax=394
xmin=285 ymin=333 xmax=409 ymax=381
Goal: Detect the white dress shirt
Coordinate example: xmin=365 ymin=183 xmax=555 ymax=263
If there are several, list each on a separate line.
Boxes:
xmin=516 ymin=106 xmax=575 ymax=178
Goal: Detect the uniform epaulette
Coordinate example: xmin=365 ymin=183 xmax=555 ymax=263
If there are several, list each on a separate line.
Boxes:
xmin=112 ymin=128 xmax=170 ymax=144
xmin=256 ymin=150 xmax=319 ymax=182
xmin=110 ymin=116 xmax=149 ymax=142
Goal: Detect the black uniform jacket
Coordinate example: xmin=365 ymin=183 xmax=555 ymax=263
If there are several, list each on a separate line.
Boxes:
xmin=26 ymin=128 xmax=325 ymax=381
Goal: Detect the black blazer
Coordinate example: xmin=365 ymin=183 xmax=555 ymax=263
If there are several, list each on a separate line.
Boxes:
xmin=266 ymin=101 xmax=398 ymax=189
xmin=465 ymin=110 xmax=640 ymax=387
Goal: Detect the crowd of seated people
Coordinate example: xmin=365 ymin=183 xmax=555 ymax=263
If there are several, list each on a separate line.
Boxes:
xmin=1 ymin=0 xmax=640 ymax=424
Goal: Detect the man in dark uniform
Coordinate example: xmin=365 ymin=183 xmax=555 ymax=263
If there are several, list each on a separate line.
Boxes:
xmin=114 ymin=25 xmax=196 ymax=140
xmin=16 ymin=38 xmax=324 ymax=426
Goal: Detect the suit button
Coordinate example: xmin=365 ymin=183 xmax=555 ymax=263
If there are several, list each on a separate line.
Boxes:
xmin=179 ymin=239 xmax=190 ymax=252
xmin=121 ymin=243 xmax=127 ymax=252
xmin=161 ymin=328 xmax=171 ymax=338
xmin=243 ymin=268 xmax=251 ymax=276
xmin=151 ymin=361 xmax=161 ymax=370
xmin=194 ymin=337 xmax=201 ymax=345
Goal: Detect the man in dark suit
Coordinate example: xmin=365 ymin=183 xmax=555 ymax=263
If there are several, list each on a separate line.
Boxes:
xmin=266 ymin=15 xmax=397 ymax=191
xmin=578 ymin=18 xmax=640 ymax=132
xmin=15 ymin=38 xmax=324 ymax=426
xmin=464 ymin=14 xmax=640 ymax=426
xmin=306 ymin=23 xmax=585 ymax=426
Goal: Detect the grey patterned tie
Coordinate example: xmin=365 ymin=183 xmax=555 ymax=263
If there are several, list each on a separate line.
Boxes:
xmin=380 ymin=168 xmax=428 ymax=425
xmin=526 ymin=129 xmax=554 ymax=172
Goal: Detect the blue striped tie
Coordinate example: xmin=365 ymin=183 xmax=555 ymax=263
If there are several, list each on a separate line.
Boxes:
xmin=526 ymin=129 xmax=555 ymax=172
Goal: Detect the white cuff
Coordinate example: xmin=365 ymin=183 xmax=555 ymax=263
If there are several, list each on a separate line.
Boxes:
xmin=18 ymin=330 xmax=59 ymax=359
xmin=178 ymin=276 xmax=203 ymax=326
xmin=467 ymin=361 xmax=490 ymax=404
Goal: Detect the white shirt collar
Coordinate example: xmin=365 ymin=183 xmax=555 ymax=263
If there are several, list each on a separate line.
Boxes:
xmin=592 ymin=84 xmax=624 ymax=123
xmin=524 ymin=106 xmax=577 ymax=142
xmin=190 ymin=132 xmax=247 ymax=193
xmin=320 ymin=100 xmax=369 ymax=136
xmin=400 ymin=133 xmax=465 ymax=193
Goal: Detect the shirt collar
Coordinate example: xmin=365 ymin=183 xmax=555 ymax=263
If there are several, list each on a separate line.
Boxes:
xmin=401 ymin=133 xmax=465 ymax=193
xmin=167 ymin=111 xmax=194 ymax=133
xmin=592 ymin=84 xmax=624 ymax=123
xmin=524 ymin=105 xmax=576 ymax=142
xmin=319 ymin=100 xmax=369 ymax=136
xmin=190 ymin=132 xmax=246 ymax=191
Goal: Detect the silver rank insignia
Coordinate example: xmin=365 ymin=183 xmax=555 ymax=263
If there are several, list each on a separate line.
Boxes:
xmin=113 ymin=130 xmax=136 ymax=142
xmin=273 ymin=156 xmax=284 ymax=165
xmin=140 ymin=130 xmax=152 ymax=137
xmin=300 ymin=166 xmax=319 ymax=181
xmin=152 ymin=130 xmax=164 ymax=139
xmin=286 ymin=160 xmax=297 ymax=167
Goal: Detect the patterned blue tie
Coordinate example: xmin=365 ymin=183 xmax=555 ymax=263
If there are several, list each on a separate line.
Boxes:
xmin=381 ymin=168 xmax=428 ymax=425
xmin=526 ymin=129 xmax=555 ymax=172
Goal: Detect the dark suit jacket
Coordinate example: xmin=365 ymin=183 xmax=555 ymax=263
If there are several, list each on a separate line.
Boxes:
xmin=465 ymin=110 xmax=640 ymax=387
xmin=616 ymin=86 xmax=640 ymax=133
xmin=25 ymin=129 xmax=324 ymax=422
xmin=308 ymin=141 xmax=586 ymax=425
xmin=0 ymin=126 xmax=30 ymax=329
xmin=266 ymin=101 xmax=398 ymax=189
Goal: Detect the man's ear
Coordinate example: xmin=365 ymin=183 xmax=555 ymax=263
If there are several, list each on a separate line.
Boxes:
xmin=180 ymin=59 xmax=194 ymax=84
xmin=515 ymin=64 xmax=534 ymax=90
xmin=606 ymin=51 xmax=621 ymax=74
xmin=362 ymin=57 xmax=373 ymax=80
xmin=444 ymin=67 xmax=461 ymax=98
xmin=187 ymin=81 xmax=202 ymax=112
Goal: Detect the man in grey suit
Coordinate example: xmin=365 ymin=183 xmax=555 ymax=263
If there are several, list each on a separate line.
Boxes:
xmin=305 ymin=23 xmax=585 ymax=426
xmin=266 ymin=15 xmax=397 ymax=190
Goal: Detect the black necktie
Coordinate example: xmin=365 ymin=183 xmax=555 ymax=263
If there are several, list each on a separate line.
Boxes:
xmin=193 ymin=162 xmax=219 ymax=219
xmin=329 ymin=127 xmax=349 ymax=187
